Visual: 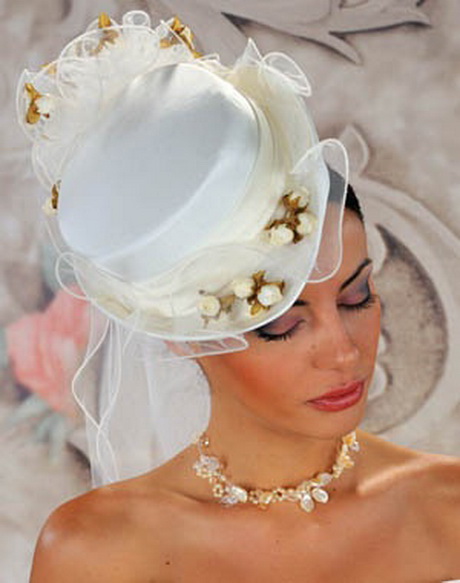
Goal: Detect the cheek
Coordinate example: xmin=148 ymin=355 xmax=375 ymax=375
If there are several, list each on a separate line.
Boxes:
xmin=349 ymin=302 xmax=381 ymax=363
xmin=204 ymin=346 xmax=302 ymax=406
xmin=230 ymin=352 xmax=289 ymax=395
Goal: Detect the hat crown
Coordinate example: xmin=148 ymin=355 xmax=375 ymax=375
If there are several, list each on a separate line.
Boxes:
xmin=58 ymin=62 xmax=260 ymax=279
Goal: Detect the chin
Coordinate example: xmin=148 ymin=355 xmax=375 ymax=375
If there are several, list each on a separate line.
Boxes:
xmin=330 ymin=405 xmax=368 ymax=440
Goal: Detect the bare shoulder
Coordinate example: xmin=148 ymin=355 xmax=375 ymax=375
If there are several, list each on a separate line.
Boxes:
xmin=411 ymin=449 xmax=460 ymax=568
xmin=30 ymin=474 xmax=175 ymax=583
xmin=358 ymin=430 xmax=460 ymax=570
xmin=359 ymin=429 xmax=460 ymax=497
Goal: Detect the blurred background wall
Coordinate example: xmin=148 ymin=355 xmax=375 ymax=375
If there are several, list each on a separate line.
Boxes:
xmin=1 ymin=1 xmax=459 ymax=580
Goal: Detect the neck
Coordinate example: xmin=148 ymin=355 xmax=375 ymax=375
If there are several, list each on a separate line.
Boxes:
xmin=203 ymin=397 xmax=360 ymax=493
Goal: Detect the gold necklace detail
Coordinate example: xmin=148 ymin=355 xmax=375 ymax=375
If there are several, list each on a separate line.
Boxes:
xmin=193 ymin=431 xmax=360 ymax=513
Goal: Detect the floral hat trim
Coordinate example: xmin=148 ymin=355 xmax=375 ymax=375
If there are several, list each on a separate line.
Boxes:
xmin=197 ymin=183 xmax=318 ymax=323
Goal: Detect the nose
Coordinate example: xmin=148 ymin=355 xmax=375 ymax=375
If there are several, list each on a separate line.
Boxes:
xmin=311 ymin=310 xmax=360 ymax=373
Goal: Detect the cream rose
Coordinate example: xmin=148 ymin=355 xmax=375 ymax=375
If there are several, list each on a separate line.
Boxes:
xmin=42 ymin=197 xmax=57 ymax=216
xmin=287 ymin=186 xmax=311 ymax=207
xmin=231 ymin=277 xmax=254 ymax=299
xmin=257 ymin=284 xmax=283 ymax=307
xmin=198 ymin=295 xmax=221 ymax=317
xmin=297 ymin=211 xmax=317 ymax=236
xmin=36 ymin=94 xmax=55 ymax=116
xmin=268 ymin=224 xmax=294 ymax=246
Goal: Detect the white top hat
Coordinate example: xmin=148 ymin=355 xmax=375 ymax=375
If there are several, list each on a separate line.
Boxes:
xmin=17 ymin=11 xmax=349 ymax=484
xmin=17 ymin=10 xmax=348 ymax=342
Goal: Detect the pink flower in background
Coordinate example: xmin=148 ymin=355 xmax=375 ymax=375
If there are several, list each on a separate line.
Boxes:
xmin=6 ymin=288 xmax=90 ymax=417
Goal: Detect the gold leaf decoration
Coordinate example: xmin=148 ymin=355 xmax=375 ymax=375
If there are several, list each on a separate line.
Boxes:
xmin=40 ymin=62 xmax=58 ymax=76
xmin=197 ymin=270 xmax=285 ymax=323
xmin=51 ymin=181 xmax=60 ymax=210
xmin=266 ymin=189 xmax=315 ymax=244
xmin=91 ymin=12 xmax=119 ymax=56
xmin=219 ymin=294 xmax=237 ymax=313
xmin=247 ymin=270 xmax=285 ymax=315
xmin=160 ymin=16 xmax=202 ymax=58
xmin=24 ymin=83 xmax=42 ymax=125
xmin=98 ymin=12 xmax=112 ymax=29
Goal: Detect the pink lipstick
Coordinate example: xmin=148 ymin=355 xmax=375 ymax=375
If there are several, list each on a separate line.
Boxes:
xmin=307 ymin=381 xmax=365 ymax=412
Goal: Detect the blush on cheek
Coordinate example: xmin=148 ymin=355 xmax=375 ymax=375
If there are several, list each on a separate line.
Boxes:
xmin=224 ymin=351 xmax=276 ymax=389
xmin=200 ymin=349 xmax=291 ymax=407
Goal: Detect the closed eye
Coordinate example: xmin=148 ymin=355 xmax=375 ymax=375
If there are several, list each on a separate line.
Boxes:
xmin=340 ymin=292 xmax=378 ymax=312
xmin=254 ymin=320 xmax=303 ymax=342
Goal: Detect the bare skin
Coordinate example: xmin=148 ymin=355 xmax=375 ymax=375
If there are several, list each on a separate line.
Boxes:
xmin=30 ymin=212 xmax=460 ymax=582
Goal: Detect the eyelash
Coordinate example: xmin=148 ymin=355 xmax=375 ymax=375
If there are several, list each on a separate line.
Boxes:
xmin=342 ymin=292 xmax=378 ymax=312
xmin=254 ymin=293 xmax=378 ymax=342
xmin=255 ymin=321 xmax=301 ymax=343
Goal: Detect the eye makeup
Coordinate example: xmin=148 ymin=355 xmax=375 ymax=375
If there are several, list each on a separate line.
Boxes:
xmin=340 ymin=289 xmax=378 ymax=312
xmin=254 ymin=264 xmax=376 ymax=343
xmin=254 ymin=318 xmax=303 ymax=342
xmin=339 ymin=279 xmax=375 ymax=311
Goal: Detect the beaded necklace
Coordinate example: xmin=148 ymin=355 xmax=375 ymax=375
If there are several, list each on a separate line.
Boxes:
xmin=193 ymin=431 xmax=360 ymax=513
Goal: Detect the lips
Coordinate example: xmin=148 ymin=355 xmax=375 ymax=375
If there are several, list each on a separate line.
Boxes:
xmin=306 ymin=380 xmax=365 ymax=412
xmin=310 ymin=380 xmax=364 ymax=402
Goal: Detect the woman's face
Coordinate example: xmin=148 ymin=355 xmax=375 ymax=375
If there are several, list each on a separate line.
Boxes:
xmin=199 ymin=210 xmax=381 ymax=439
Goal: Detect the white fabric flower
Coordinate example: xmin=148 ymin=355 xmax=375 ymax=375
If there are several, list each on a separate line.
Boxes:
xmin=231 ymin=277 xmax=254 ymax=299
xmin=198 ymin=295 xmax=221 ymax=317
xmin=297 ymin=211 xmax=317 ymax=236
xmin=287 ymin=186 xmax=310 ymax=207
xmin=257 ymin=284 xmax=283 ymax=307
xmin=42 ymin=197 xmax=57 ymax=216
xmin=36 ymin=95 xmax=55 ymax=116
xmin=268 ymin=224 xmax=294 ymax=246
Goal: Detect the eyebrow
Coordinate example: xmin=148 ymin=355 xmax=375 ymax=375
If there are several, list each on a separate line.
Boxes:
xmin=339 ymin=257 xmax=373 ymax=291
xmin=292 ymin=257 xmax=373 ymax=308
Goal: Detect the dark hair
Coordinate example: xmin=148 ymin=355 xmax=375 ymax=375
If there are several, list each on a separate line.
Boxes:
xmin=344 ymin=182 xmax=364 ymax=223
xmin=328 ymin=167 xmax=364 ymax=223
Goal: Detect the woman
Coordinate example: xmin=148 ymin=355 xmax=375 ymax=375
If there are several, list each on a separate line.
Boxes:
xmin=19 ymin=10 xmax=460 ymax=583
